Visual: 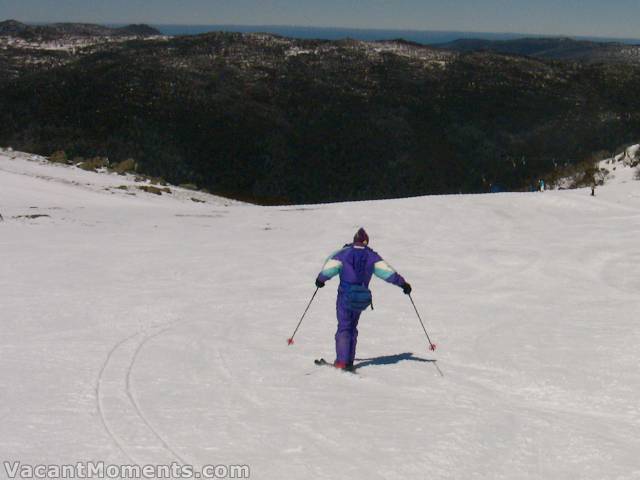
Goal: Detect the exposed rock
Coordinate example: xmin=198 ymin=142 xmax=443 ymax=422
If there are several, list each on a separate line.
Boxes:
xmin=138 ymin=185 xmax=171 ymax=195
xmin=13 ymin=214 xmax=50 ymax=219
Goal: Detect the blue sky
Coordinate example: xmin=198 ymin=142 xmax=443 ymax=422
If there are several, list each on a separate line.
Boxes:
xmin=1 ymin=0 xmax=639 ymax=39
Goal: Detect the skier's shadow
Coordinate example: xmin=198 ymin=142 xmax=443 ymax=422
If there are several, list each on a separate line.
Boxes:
xmin=353 ymin=352 xmax=436 ymax=370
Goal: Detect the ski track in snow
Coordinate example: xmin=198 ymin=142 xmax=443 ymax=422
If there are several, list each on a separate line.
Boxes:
xmin=2 ymin=151 xmax=640 ymax=479
xmin=125 ymin=325 xmax=189 ymax=465
xmin=96 ymin=322 xmax=188 ymax=466
xmin=96 ymin=331 xmax=140 ymax=464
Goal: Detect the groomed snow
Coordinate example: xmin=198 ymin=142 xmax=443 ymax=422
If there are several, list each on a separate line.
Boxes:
xmin=1 ymin=150 xmax=640 ymax=479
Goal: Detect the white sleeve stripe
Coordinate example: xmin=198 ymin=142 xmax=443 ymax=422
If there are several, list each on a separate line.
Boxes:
xmin=374 ymin=260 xmax=394 ymax=273
xmin=324 ymin=259 xmax=342 ymax=270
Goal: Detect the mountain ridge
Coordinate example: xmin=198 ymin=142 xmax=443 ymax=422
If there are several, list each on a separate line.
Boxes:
xmin=433 ymin=36 xmax=640 ymax=63
xmin=1 ymin=31 xmax=639 ymax=204
xmin=0 ymin=19 xmax=161 ymax=39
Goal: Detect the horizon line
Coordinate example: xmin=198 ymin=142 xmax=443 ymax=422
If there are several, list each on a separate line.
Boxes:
xmin=5 ymin=18 xmax=640 ymax=44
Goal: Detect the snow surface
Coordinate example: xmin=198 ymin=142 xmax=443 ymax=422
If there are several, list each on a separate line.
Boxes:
xmin=595 ymin=144 xmax=640 ymax=187
xmin=1 ymin=151 xmax=640 ymax=479
xmin=0 ymin=35 xmax=167 ymax=52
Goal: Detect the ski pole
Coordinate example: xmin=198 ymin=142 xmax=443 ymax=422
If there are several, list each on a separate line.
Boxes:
xmin=287 ymin=287 xmax=319 ymax=345
xmin=408 ymin=293 xmax=437 ymax=351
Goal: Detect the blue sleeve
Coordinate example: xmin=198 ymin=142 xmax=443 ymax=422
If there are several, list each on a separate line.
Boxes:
xmin=316 ymin=247 xmax=348 ymax=283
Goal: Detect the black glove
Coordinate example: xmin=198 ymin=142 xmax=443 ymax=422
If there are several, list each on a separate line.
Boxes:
xmin=402 ymin=282 xmax=412 ymax=295
xmin=315 ymin=278 xmax=325 ymax=288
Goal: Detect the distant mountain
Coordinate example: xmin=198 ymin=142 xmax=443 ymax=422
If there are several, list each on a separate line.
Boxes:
xmin=0 ymin=20 xmax=161 ymax=40
xmin=1 ymin=32 xmax=639 ymax=204
xmin=117 ymin=24 xmax=161 ymax=37
xmin=0 ymin=20 xmax=30 ymax=36
xmin=434 ymin=37 xmax=640 ymax=63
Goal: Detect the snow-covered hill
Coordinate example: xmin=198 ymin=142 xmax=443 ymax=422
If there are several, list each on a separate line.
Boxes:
xmin=599 ymin=144 xmax=640 ymax=183
xmin=1 ymin=150 xmax=640 ymax=479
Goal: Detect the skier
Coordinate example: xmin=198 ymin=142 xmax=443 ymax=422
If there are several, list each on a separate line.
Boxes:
xmin=315 ymin=228 xmax=411 ymax=371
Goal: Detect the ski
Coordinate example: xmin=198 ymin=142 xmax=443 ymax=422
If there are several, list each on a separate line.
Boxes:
xmin=314 ymin=358 xmax=357 ymax=373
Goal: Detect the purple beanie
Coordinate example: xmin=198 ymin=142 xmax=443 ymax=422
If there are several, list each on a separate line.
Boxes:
xmin=353 ymin=228 xmax=369 ymax=245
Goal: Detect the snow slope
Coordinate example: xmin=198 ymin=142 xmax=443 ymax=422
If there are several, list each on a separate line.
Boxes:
xmin=1 ymin=151 xmax=640 ymax=479
xmin=599 ymin=144 xmax=640 ymax=183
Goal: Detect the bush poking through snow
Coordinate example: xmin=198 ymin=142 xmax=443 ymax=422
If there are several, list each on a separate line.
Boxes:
xmin=548 ymin=160 xmax=607 ymax=189
xmin=149 ymin=177 xmax=168 ymax=186
xmin=112 ymin=158 xmax=137 ymax=174
xmin=77 ymin=157 xmax=109 ymax=172
xmin=49 ymin=150 xmax=68 ymax=164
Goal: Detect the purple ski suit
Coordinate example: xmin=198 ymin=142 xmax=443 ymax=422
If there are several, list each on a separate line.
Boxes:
xmin=316 ymin=244 xmax=406 ymax=365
